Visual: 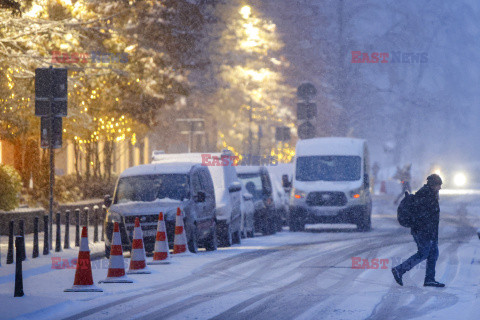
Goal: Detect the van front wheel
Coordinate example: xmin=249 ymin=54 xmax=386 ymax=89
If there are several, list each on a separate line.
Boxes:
xmin=217 ymin=221 xmax=233 ymax=247
xmin=289 ymin=208 xmax=305 ymax=232
xmin=356 ymin=207 xmax=371 ymax=232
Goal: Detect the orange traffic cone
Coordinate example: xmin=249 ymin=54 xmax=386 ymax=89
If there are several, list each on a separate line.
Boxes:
xmin=99 ymin=222 xmax=133 ymax=283
xmin=64 ymin=227 xmax=103 ymax=292
xmin=173 ymin=207 xmax=190 ymax=255
xmin=380 ymin=181 xmax=386 ymax=194
xmin=148 ymin=212 xmax=171 ymax=265
xmin=127 ymin=217 xmax=151 ymax=274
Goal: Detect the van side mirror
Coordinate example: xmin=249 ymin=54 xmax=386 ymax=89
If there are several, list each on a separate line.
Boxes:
xmin=228 ymin=181 xmax=242 ymax=193
xmin=282 ymin=174 xmax=291 ymax=188
xmin=104 ymin=194 xmax=112 ymax=208
xmin=194 ymin=191 xmax=206 ymax=203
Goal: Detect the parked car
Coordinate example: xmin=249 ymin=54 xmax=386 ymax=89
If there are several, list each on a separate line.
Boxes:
xmin=103 ymin=162 xmax=217 ymax=257
xmin=240 ymin=183 xmax=255 ymax=238
xmin=236 ymin=166 xmax=279 ymax=235
xmin=289 ymin=137 xmax=372 ymax=232
xmin=152 ymin=150 xmax=243 ymax=247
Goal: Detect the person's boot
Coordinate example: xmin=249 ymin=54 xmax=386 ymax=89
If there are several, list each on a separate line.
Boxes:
xmin=391 ymin=268 xmax=403 ymax=286
xmin=424 ymin=280 xmax=445 ymax=287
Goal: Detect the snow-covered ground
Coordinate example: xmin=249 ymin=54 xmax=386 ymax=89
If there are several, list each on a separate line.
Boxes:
xmin=1 ymin=191 xmax=480 ymax=320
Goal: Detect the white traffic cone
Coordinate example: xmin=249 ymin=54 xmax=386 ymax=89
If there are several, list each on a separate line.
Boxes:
xmin=99 ymin=222 xmax=133 ymax=283
xmin=127 ymin=217 xmax=151 ymax=274
xmin=148 ymin=212 xmax=171 ymax=265
xmin=173 ymin=207 xmax=190 ymax=255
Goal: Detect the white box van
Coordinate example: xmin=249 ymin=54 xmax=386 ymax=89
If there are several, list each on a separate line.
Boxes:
xmin=289 ymin=137 xmax=372 ymax=231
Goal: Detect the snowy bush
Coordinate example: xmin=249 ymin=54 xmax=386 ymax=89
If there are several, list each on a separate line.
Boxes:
xmin=0 ymin=164 xmax=22 ymax=211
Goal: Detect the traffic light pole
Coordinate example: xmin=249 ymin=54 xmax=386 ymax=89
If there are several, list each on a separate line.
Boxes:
xmin=48 ymin=68 xmax=54 ymax=250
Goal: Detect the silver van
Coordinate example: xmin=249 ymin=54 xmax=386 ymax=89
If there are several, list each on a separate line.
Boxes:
xmin=152 ymin=150 xmax=243 ymax=247
xmin=103 ymin=162 xmax=217 ymax=256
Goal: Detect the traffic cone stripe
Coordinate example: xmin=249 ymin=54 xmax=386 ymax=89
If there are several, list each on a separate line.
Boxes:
xmin=130 ymin=260 xmax=146 ymax=270
xmin=174 ymin=244 xmax=186 ymax=253
xmin=175 ymin=226 xmax=184 ymax=234
xmin=111 ymin=245 xmax=123 ymax=256
xmin=153 ymin=252 xmax=168 ymax=260
xmin=132 ymin=239 xmax=144 ymax=248
xmin=107 ymin=268 xmax=126 ymax=278
xmin=156 ymin=232 xmax=166 ymax=241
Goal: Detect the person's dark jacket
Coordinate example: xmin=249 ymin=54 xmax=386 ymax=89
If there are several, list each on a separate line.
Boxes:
xmin=411 ymin=184 xmax=440 ymax=239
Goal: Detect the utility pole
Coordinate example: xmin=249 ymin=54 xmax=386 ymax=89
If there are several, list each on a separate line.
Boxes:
xmin=248 ymin=102 xmax=253 ymax=165
xmin=35 ymin=67 xmax=67 ymax=250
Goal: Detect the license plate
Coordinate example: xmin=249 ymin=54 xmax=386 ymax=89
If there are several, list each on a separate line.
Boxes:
xmin=142 ymin=229 xmax=157 ymax=237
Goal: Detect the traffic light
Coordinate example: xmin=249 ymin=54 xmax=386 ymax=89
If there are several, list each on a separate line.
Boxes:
xmin=35 ymin=68 xmax=68 ymax=117
xmin=40 ymin=117 xmax=62 ymax=149
xmin=35 ymin=67 xmax=68 ymax=149
xmin=296 ymin=83 xmax=317 ymax=139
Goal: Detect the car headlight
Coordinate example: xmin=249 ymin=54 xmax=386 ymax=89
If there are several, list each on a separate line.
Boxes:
xmin=349 ymin=187 xmax=363 ymax=198
xmin=454 ymin=172 xmax=467 ymax=187
xmin=106 ymin=209 xmax=122 ymax=223
xmin=293 ymin=188 xmax=306 ymax=199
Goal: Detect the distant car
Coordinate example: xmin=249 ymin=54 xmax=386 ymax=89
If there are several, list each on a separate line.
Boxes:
xmin=237 ymin=166 xmax=279 ymax=235
xmin=240 ymin=184 xmax=255 ymax=238
xmin=103 ymin=162 xmax=218 ymax=257
xmin=429 ymin=162 xmax=480 ymax=189
xmin=152 ymin=150 xmax=243 ymax=247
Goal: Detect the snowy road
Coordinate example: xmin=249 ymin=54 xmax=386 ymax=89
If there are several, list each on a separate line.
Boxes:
xmin=3 ymin=192 xmax=480 ymax=320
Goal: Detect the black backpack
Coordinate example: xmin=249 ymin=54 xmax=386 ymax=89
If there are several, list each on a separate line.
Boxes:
xmin=397 ymin=191 xmax=416 ymax=227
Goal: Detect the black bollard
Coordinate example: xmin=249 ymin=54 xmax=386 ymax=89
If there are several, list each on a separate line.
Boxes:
xmin=101 ymin=206 xmax=106 ymax=242
xmin=14 ymin=236 xmax=25 ymax=297
xmin=18 ymin=220 xmax=26 ymax=261
xmin=93 ymin=205 xmax=99 ymax=243
xmin=55 ymin=212 xmax=61 ymax=252
xmin=7 ymin=220 xmax=14 ymax=264
xmin=83 ymin=207 xmax=89 ymax=229
xmin=43 ymin=215 xmax=49 ymax=255
xmin=64 ymin=210 xmax=70 ymax=249
xmin=75 ymin=208 xmax=80 ymax=247
xmin=33 ymin=217 xmax=39 ymax=258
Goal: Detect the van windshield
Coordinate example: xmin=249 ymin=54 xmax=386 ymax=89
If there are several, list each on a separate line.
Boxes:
xmin=114 ymin=174 xmax=189 ymax=204
xmin=296 ymin=156 xmax=361 ymax=181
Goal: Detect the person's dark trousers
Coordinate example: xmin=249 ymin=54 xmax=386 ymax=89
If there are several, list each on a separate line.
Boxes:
xmin=394 ymin=232 xmax=439 ymax=282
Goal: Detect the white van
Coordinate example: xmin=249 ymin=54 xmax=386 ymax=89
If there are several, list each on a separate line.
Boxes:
xmin=152 ymin=150 xmax=243 ymax=247
xmin=289 ymin=137 xmax=372 ymax=231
